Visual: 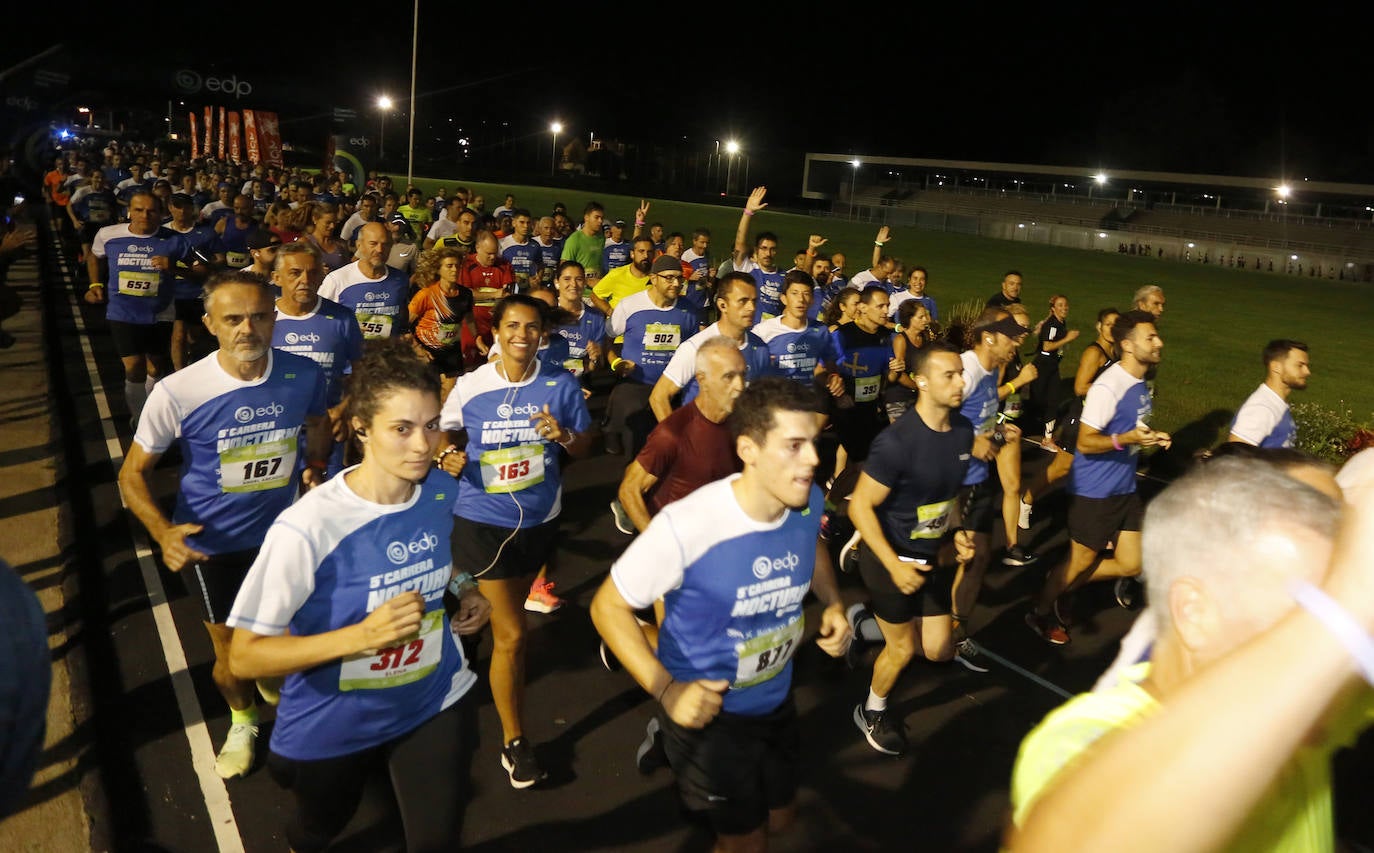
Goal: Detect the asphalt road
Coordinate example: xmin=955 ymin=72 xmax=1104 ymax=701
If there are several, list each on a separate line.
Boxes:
xmin=36 ymin=225 xmax=1374 ymax=853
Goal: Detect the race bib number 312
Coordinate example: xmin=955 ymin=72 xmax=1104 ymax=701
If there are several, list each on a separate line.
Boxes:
xmin=339 ymin=611 xmax=442 ymax=691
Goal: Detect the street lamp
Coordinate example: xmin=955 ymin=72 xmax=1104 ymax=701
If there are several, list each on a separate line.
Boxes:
xmin=1089 ymin=171 xmax=1107 ymax=202
xmin=549 ymin=122 xmax=562 ymax=176
xmin=376 ymin=95 xmax=393 ymax=161
xmin=849 ymin=159 xmax=861 ymax=217
xmin=724 ymin=139 xmax=741 ymax=194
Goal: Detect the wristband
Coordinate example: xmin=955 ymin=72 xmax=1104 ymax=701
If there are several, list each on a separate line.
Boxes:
xmin=656 ymin=679 xmax=675 ymax=703
xmin=556 ymin=429 xmax=576 ymax=449
xmin=88 ymin=282 xmax=104 ymax=290
xmin=447 ymin=571 xmax=478 ymax=598
xmin=1292 ymin=580 xmax=1374 ymax=685
xmin=1003 ymin=382 xmax=1017 ymax=395
xmin=635 ymin=219 xmax=645 ymax=226
xmin=875 ymin=241 xmax=885 ymax=247
xmin=434 ymin=445 xmax=460 ymax=466
xmin=1111 ymin=434 xmax=1123 ymax=451
xmin=742 ymin=209 xmax=755 ymax=217
xmin=610 ymin=356 xmax=624 ymax=370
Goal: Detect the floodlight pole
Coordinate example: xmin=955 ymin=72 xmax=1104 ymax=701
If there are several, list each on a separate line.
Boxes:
xmin=405 ymin=0 xmax=419 ymax=189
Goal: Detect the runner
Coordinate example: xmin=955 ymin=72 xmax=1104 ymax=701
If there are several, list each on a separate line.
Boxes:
xmin=165 ymin=193 xmax=222 ymax=370
xmin=437 ymin=294 xmax=592 ymax=788
xmin=550 ymin=260 xmax=608 ymax=381
xmin=846 ymin=342 xmax=977 ymax=754
xmin=226 ymin=338 xmax=491 ymax=852
xmin=882 ymin=300 xmax=932 ymax=424
xmin=829 ymin=285 xmax=893 ymax=466
xmin=732 ymin=187 xmax=787 ymax=323
xmin=591 ymin=377 xmax=850 ymax=852
xmin=754 ymin=270 xmax=845 ymax=398
xmin=649 ymin=271 xmax=772 ymax=422
xmin=409 ymin=246 xmax=482 ymax=387
xmin=119 ymin=271 xmax=330 ymax=778
xmin=1228 ymin=339 xmax=1310 ymax=448
xmin=319 ymin=221 xmax=410 ymax=342
xmin=498 ymin=208 xmax=543 ymax=289
xmin=1026 ymin=310 xmax=1171 ymax=645
xmin=603 ymin=256 xmax=696 ymax=456
xmin=1024 ymin=294 xmax=1078 ymax=445
xmin=83 ymin=190 xmax=194 ymax=425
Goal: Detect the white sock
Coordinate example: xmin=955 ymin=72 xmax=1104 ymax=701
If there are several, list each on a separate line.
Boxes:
xmin=865 ymin=689 xmax=887 ymax=712
xmin=125 ymin=380 xmax=149 ymax=424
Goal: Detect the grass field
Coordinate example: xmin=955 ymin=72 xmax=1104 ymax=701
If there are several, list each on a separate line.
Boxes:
xmin=412 ymin=175 xmax=1370 ymax=453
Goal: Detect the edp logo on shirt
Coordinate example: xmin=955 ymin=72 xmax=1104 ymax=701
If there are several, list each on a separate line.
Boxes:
xmin=751 ymin=551 xmax=801 ymax=579
xmin=386 ymin=533 xmax=441 ymax=564
xmin=496 ymin=402 xmax=540 ymax=420
xmin=284 ymin=332 xmax=321 ymax=345
xmin=234 ymin=402 xmax=285 ymax=423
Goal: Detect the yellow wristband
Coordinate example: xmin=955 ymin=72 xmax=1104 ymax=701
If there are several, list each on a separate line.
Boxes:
xmin=1003 ymin=382 xmax=1017 ymax=394
xmin=88 ymin=283 xmax=104 ymax=290
xmin=610 ymin=357 xmax=624 ymax=369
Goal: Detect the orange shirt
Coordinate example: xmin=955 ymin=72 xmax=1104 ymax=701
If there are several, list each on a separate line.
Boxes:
xmin=408 ymin=283 xmax=475 ymax=350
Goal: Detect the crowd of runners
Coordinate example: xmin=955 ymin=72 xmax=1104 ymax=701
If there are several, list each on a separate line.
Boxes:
xmin=33 ymin=136 xmax=1374 ymax=853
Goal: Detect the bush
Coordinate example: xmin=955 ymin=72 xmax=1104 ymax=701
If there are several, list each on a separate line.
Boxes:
xmin=1292 ymin=401 xmax=1373 ymax=464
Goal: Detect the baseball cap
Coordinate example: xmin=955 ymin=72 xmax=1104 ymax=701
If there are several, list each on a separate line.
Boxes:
xmin=612 ymin=219 xmax=626 ymax=226
xmin=246 ymin=229 xmax=282 ymax=250
xmin=651 ymin=256 xmax=683 ymax=275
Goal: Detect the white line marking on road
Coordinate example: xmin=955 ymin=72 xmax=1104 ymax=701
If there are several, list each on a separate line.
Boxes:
xmin=59 ymin=244 xmax=245 ymax=853
xmin=963 ymin=639 xmax=1075 ymax=700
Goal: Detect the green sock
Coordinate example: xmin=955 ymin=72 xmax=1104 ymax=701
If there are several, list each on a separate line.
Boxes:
xmin=230 ymin=705 xmax=259 ymax=726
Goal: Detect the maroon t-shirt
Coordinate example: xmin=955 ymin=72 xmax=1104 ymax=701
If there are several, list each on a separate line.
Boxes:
xmin=637 ymin=400 xmax=739 ymax=515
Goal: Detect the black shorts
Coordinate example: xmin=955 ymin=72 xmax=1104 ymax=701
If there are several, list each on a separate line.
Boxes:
xmin=420 ymin=344 xmax=465 ymax=377
xmin=1068 ymin=492 xmax=1144 ymax=552
xmin=857 ymin=540 xmax=953 ymax=622
xmin=831 ymin=401 xmax=886 ymax=462
xmin=186 ymin=549 xmax=258 ymax=624
xmin=108 ymin=319 xmax=173 ymax=360
xmin=174 ymin=297 xmax=205 ymax=324
xmin=660 ymin=695 xmax=800 ymax=836
xmin=952 ymin=479 xmax=999 ymax=534
xmin=451 ymin=516 xmax=558 ymax=582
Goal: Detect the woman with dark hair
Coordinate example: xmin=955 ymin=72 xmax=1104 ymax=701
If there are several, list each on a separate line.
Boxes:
xmin=823 ymin=287 xmax=861 ymax=332
xmin=884 ymin=300 xmax=932 ymax=423
xmin=437 ymin=294 xmax=592 ymax=789
xmin=1025 ymin=294 xmax=1079 ymax=447
xmin=410 ymin=247 xmax=482 ymax=393
xmin=227 ymin=338 xmax=491 ymax=853
xmin=301 ymin=202 xmax=347 ymax=273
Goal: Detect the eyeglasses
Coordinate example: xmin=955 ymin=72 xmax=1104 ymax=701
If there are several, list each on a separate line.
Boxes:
xmin=657 ymin=274 xmax=684 ymax=284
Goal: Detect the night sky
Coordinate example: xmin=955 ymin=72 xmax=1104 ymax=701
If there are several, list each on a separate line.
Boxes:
xmin=13 ymin=5 xmax=1372 ymax=183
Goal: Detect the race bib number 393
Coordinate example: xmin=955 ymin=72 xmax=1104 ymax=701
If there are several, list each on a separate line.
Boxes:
xmin=339 ymin=611 xmax=442 ymax=691
xmin=733 ymin=617 xmax=804 ymax=689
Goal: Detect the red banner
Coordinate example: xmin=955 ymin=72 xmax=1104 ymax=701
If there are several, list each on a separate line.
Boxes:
xmin=188 ymin=112 xmax=200 ymax=159
xmin=203 ymin=107 xmax=213 ymax=159
xmin=242 ymin=110 xmax=260 ymax=165
xmin=217 ymin=106 xmax=227 ymax=159
xmin=323 ymin=134 xmax=336 ymax=173
xmin=255 ymin=111 xmax=283 ymax=167
xmin=227 ymin=112 xmax=241 ymax=163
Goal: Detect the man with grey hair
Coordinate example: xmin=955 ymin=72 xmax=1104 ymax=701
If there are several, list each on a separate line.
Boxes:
xmin=119 ymin=271 xmax=331 ymax=780
xmin=1009 ymin=454 xmax=1366 ymax=852
xmin=1132 ymin=284 xmax=1165 ymax=319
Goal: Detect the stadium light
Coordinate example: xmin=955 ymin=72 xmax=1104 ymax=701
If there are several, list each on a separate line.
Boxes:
xmin=850 ymin=158 xmax=861 ymax=168
xmin=375 ymin=95 xmax=393 ymax=161
xmin=549 ymin=122 xmax=563 ymax=176
xmin=1094 ymin=173 xmax=1107 ymax=184
xmin=1276 ymin=184 xmax=1291 ymax=198
xmin=725 ymin=139 xmax=740 ymax=155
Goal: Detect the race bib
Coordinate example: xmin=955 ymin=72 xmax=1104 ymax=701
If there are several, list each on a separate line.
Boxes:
xmin=358 ymin=313 xmax=393 ymax=339
xmin=226 ymin=250 xmax=249 ymax=267
xmin=117 ymin=270 xmax=159 ymax=298
xmin=562 ymin=357 xmax=585 ymax=377
xmin=909 ymin=499 xmax=953 ymax=540
xmin=854 ymin=375 xmax=880 ymax=403
xmin=435 ymin=321 xmax=460 ymax=346
xmin=219 ymin=438 xmax=296 ymax=493
xmin=733 ymin=617 xmax=804 ymax=689
xmin=339 ymin=611 xmax=442 ymax=691
xmin=642 ymin=322 xmax=681 ymax=352
xmin=479 ymin=444 xmax=545 ymax=493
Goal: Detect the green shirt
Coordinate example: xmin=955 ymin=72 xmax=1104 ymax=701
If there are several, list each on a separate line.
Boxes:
xmin=561 ymin=228 xmax=605 ymax=277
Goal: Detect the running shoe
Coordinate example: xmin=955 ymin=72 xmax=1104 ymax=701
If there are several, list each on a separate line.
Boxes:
xmin=1025 ymin=609 xmax=1070 ymax=645
xmin=1114 ymin=577 xmax=1143 ymax=609
xmin=501 ymin=737 xmax=547 ymax=789
xmin=1017 ymin=500 xmax=1033 ymax=530
xmin=610 ymin=499 xmax=635 ymax=535
xmin=598 ymin=639 xmax=622 ymax=672
xmin=853 ymin=704 xmax=906 ymax=756
xmin=839 ymin=530 xmax=862 ymax=575
xmin=214 ymin=722 xmax=258 ymax=779
xmin=1002 ymin=544 xmax=1040 ymax=567
xmin=524 ymin=577 xmax=564 ymax=613
xmin=635 ymin=717 xmax=668 ymax=774
xmin=953 ymin=638 xmax=990 ymax=673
